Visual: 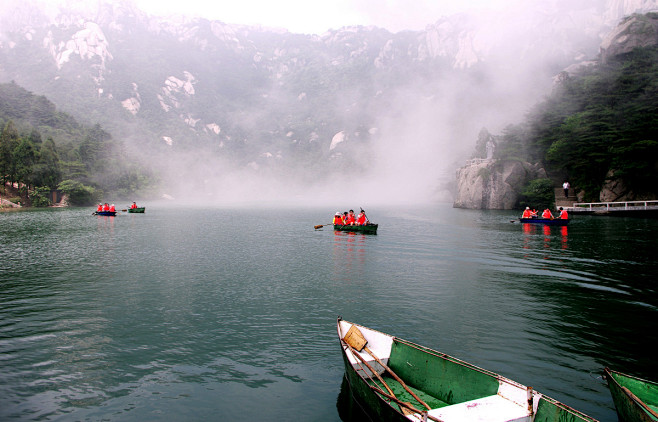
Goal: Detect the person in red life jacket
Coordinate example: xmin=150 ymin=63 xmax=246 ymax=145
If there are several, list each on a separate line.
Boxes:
xmin=102 ymin=203 xmax=110 ymax=211
xmin=97 ymin=203 xmax=103 ymax=212
xmin=344 ymin=209 xmax=356 ymax=225
xmin=356 ymin=210 xmax=368 ymax=225
xmin=109 ymin=204 xmax=116 ymax=212
xmin=522 ymin=207 xmax=533 ymax=218
xmin=130 ymin=202 xmax=138 ymax=209
xmin=558 ymin=207 xmax=568 ymax=219
xmin=531 ymin=209 xmax=538 ymax=217
xmin=333 ymin=212 xmax=344 ymax=225
xmin=542 ymin=208 xmax=554 ymax=219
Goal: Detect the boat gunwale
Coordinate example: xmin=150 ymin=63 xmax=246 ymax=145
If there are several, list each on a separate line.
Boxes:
xmin=604 ymin=367 xmax=658 ymax=420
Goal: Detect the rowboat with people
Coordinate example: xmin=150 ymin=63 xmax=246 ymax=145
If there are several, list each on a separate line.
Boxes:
xmin=127 ymin=207 xmax=145 ymax=213
xmin=604 ymin=367 xmax=658 ymax=422
xmin=334 ymin=223 xmax=378 ymax=234
xmin=337 ymin=318 xmax=598 ymax=422
xmin=94 ymin=211 xmax=116 ymax=216
xmin=519 ymin=218 xmax=569 ymax=226
xmin=315 ymin=208 xmax=377 ymax=233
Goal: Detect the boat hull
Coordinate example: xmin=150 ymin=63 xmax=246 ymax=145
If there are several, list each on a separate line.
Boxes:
xmin=520 ymin=218 xmax=569 ymax=226
xmin=604 ymin=368 xmax=658 ymax=422
xmin=338 ymin=319 xmax=598 ymax=422
xmin=95 ymin=211 xmax=116 ymax=216
xmin=128 ymin=207 xmax=145 ymax=213
xmin=334 ymin=224 xmax=378 ymax=234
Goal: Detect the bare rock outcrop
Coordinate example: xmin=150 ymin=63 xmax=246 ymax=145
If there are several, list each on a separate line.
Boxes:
xmin=453 ymin=160 xmax=547 ymax=209
xmin=600 ymin=12 xmax=658 ymax=63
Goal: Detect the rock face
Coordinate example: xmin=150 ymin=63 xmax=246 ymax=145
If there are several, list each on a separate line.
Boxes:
xmin=600 ymin=12 xmax=658 ymax=63
xmin=453 ymin=160 xmax=547 ymax=209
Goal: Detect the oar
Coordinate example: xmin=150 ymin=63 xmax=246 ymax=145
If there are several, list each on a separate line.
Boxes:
xmin=342 ymin=325 xmax=431 ymax=410
xmin=314 ymin=223 xmax=331 ymax=229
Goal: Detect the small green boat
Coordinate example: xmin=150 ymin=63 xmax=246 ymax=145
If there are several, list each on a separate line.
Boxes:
xmin=604 ymin=367 xmax=658 ymax=422
xmin=334 ymin=223 xmax=378 ymax=234
xmin=128 ymin=207 xmax=145 ymax=213
xmin=338 ymin=318 xmax=599 ymax=422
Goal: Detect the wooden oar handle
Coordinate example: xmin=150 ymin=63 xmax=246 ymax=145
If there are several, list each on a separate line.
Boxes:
xmin=373 ymin=388 xmax=443 ymax=422
xmin=344 ymin=342 xmax=396 ymax=397
xmin=364 ymin=346 xmax=431 ymax=410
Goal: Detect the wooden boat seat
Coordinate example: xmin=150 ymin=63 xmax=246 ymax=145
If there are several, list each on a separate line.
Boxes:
xmin=421 ymin=394 xmax=532 ymax=422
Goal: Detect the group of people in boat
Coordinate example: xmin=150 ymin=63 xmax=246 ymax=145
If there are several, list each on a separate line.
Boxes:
xmin=97 ymin=203 xmax=115 ymax=212
xmin=522 ymin=207 xmax=568 ymax=219
xmin=333 ymin=209 xmax=369 ymax=225
xmin=96 ymin=202 xmax=140 ymax=213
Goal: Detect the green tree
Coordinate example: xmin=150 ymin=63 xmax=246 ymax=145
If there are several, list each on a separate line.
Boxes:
xmin=0 ymin=120 xmax=20 ymax=186
xmin=13 ymin=138 xmax=37 ymax=189
xmin=33 ymin=138 xmax=62 ymax=189
xmin=30 ymin=186 xmax=52 ymax=207
xmin=58 ymin=179 xmax=99 ymax=206
xmin=518 ymin=178 xmax=555 ymax=210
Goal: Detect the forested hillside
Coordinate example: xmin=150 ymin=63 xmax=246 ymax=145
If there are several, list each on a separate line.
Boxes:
xmin=0 ymin=82 xmax=155 ymax=206
xmin=491 ymin=24 xmax=658 ymax=202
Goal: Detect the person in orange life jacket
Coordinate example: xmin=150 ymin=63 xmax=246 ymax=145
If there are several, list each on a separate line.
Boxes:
xmin=97 ymin=203 xmax=103 ymax=212
xmin=102 ymin=203 xmax=110 ymax=211
xmin=356 ymin=210 xmax=368 ymax=225
xmin=109 ymin=204 xmax=116 ymax=212
xmin=522 ymin=207 xmax=533 ymax=218
xmin=531 ymin=209 xmax=538 ymax=217
xmin=542 ymin=208 xmax=554 ymax=219
xmin=130 ymin=202 xmax=138 ymax=209
xmin=333 ymin=212 xmax=344 ymax=225
xmin=345 ymin=209 xmax=356 ymax=225
xmin=558 ymin=207 xmax=568 ymax=219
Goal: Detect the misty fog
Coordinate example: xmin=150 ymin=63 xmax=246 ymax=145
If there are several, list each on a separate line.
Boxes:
xmin=1 ymin=0 xmax=637 ymax=207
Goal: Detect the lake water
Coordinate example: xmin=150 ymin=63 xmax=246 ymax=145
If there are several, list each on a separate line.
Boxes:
xmin=1 ymin=204 xmax=656 ymax=421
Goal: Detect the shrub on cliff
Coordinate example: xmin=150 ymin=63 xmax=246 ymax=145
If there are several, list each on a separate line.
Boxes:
xmin=518 ymin=178 xmax=554 ymax=210
xmin=57 ymin=180 xmax=99 ymax=206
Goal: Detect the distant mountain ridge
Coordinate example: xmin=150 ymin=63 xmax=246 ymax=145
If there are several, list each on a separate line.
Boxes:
xmin=1 ymin=0 xmax=656 ymax=202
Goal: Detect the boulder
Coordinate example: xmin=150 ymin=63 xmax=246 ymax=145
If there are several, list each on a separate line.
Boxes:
xmin=600 ymin=13 xmax=658 ymax=63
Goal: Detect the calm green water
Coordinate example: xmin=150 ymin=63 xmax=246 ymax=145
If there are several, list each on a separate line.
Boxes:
xmin=1 ymin=204 xmax=657 ymax=421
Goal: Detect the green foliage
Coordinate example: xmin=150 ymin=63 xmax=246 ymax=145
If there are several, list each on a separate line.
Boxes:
xmin=58 ymin=179 xmax=99 ymax=206
xmin=0 ymin=83 xmax=155 ymax=205
xmin=519 ymin=178 xmax=555 ymax=209
xmin=30 ymin=186 xmax=52 ymax=207
xmin=491 ymin=45 xmax=658 ymax=200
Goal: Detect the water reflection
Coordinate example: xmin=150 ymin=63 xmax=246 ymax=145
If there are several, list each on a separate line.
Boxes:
xmin=332 ymin=231 xmax=368 ymax=282
xmin=520 ymin=223 xmax=569 ymax=252
xmin=336 ymin=375 xmax=373 ymax=422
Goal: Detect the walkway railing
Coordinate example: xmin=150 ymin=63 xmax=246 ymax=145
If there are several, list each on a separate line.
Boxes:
xmin=571 ymin=200 xmax=658 ymax=211
xmin=464 ymin=158 xmax=493 ymax=166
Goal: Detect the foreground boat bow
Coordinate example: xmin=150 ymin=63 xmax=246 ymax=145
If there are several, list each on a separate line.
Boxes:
xmin=604 ymin=367 xmax=658 ymax=422
xmin=337 ymin=318 xmax=598 ymax=422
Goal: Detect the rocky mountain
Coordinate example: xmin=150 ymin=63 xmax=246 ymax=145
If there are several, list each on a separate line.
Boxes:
xmin=453 ymin=11 xmax=658 ymax=210
xmin=1 ymin=0 xmax=656 ymax=203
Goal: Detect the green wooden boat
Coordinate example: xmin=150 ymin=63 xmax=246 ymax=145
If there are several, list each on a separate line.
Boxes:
xmin=128 ymin=207 xmax=145 ymax=213
xmin=334 ymin=223 xmax=378 ymax=234
xmin=604 ymin=367 xmax=658 ymax=422
xmin=338 ymin=318 xmax=599 ymax=422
